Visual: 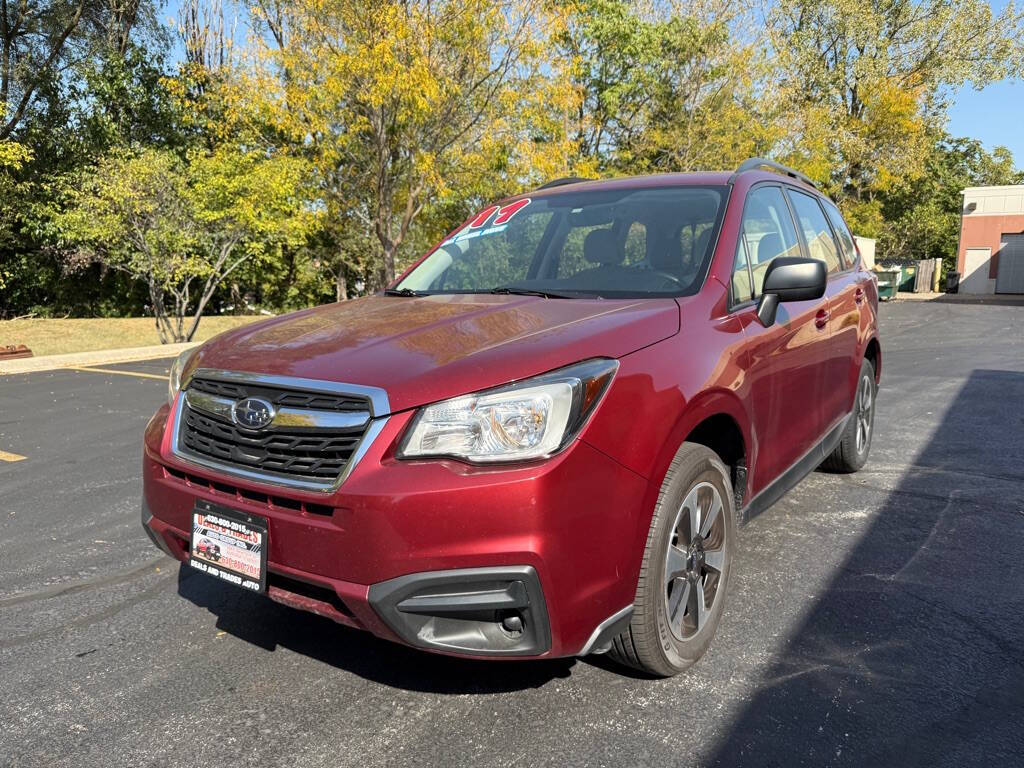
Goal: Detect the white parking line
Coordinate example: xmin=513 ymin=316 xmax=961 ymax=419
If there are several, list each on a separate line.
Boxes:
xmin=70 ymin=366 xmax=168 ymax=382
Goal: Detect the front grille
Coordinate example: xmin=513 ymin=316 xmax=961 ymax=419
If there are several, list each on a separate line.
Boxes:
xmin=188 ymin=377 xmax=368 ymax=412
xmin=177 ymin=377 xmax=372 ymax=486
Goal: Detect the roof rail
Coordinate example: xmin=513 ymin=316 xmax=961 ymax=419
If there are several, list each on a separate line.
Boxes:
xmin=536 ymin=176 xmax=592 ymax=190
xmin=729 ymin=158 xmax=817 ymax=190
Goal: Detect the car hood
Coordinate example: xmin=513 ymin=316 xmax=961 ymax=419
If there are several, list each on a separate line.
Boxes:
xmin=187 ymin=294 xmax=679 ymax=414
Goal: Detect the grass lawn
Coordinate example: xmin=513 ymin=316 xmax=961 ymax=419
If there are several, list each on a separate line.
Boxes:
xmin=0 ymin=315 xmax=268 ymax=357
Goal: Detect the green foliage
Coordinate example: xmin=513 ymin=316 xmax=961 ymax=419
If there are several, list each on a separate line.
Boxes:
xmin=878 ymin=135 xmax=1024 ymax=270
xmin=243 ymin=0 xmax=572 ymax=287
xmin=2 ymin=0 xmax=1024 ymax=327
xmin=44 ymin=145 xmax=314 ymax=341
xmin=0 ymin=141 xmax=32 ymax=259
xmin=559 ymin=0 xmax=776 ymax=172
xmin=768 ymin=0 xmax=1024 ymax=206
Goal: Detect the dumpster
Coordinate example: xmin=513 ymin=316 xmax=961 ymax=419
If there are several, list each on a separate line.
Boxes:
xmin=898 ymin=265 xmax=916 ymax=293
xmin=876 ymin=269 xmax=900 ymax=301
xmin=946 ymin=271 xmax=960 ymax=294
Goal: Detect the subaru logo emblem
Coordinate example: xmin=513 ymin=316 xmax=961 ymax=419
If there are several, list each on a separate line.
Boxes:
xmin=232 ymin=397 xmax=276 ymax=430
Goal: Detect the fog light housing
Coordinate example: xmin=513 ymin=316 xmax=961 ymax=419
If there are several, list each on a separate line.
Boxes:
xmin=368 ymin=566 xmax=550 ymax=656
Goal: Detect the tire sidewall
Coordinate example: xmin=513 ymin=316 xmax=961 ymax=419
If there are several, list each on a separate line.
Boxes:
xmin=650 ymin=453 xmax=736 ymax=671
xmin=854 ymin=360 xmax=876 ymax=463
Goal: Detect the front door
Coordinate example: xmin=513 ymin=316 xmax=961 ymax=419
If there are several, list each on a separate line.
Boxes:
xmin=729 ymin=184 xmax=830 ymax=497
xmin=786 ymin=188 xmax=858 ymax=430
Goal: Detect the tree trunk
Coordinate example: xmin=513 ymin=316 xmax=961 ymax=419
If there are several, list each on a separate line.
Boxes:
xmin=147 ymin=280 xmax=175 ymax=344
xmin=335 ymin=264 xmax=348 ymax=302
xmin=383 ymin=243 xmax=397 ymax=286
xmin=174 ymin=293 xmax=186 ymax=343
xmin=1 ymin=0 xmax=10 ymax=111
xmin=184 ymin=241 xmax=250 ymax=341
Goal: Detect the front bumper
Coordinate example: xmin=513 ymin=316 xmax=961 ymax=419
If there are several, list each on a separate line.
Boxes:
xmin=142 ymin=400 xmax=648 ymax=658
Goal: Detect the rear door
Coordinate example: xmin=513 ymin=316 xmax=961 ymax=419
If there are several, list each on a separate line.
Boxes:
xmin=820 ymin=198 xmax=868 ymax=420
xmin=729 ymin=184 xmax=830 ymax=496
xmin=785 ymin=189 xmax=858 ymax=429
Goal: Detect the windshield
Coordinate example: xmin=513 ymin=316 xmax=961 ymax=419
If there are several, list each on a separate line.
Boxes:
xmin=394 ymin=185 xmax=728 ymax=298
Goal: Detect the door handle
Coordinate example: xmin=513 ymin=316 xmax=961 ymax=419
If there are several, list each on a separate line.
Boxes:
xmin=815 ymin=309 xmax=829 ymax=329
xmin=855 ymin=287 xmax=865 ymax=305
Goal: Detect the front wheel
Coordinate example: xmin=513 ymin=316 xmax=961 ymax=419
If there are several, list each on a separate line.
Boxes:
xmin=609 ymin=443 xmax=736 ymax=677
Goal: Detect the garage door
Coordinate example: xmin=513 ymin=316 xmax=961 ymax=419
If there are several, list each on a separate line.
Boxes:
xmin=997 ymin=234 xmax=1024 ymax=294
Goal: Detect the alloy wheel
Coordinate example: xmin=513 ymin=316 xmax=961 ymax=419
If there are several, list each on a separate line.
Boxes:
xmin=663 ymin=481 xmax=726 ymax=641
xmin=855 ymin=373 xmax=874 ymax=454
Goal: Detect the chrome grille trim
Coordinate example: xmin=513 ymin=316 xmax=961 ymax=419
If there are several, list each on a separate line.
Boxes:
xmin=185 ymin=390 xmax=371 ymax=431
xmin=182 ymin=368 xmax=390 ymax=417
xmin=170 ymin=371 xmax=390 ymax=493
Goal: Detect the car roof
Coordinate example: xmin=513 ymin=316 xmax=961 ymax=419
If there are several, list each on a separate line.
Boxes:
xmin=521 ymin=169 xmax=822 ymax=201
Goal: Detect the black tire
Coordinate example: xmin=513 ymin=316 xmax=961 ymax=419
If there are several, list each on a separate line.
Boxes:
xmin=822 ymin=357 xmax=876 ymax=473
xmin=609 ymin=443 xmax=736 ymax=677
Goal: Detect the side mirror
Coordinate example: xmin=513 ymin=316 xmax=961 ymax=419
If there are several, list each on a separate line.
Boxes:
xmin=756 ymin=257 xmax=827 ymax=327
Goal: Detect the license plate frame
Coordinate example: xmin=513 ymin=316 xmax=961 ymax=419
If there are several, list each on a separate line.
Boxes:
xmin=188 ymin=500 xmax=268 ymax=594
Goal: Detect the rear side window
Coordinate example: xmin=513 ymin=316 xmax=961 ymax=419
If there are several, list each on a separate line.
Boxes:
xmin=786 ymin=189 xmax=842 ymax=274
xmin=734 ymin=185 xmax=802 ymax=302
xmin=822 ymin=199 xmax=857 ymax=267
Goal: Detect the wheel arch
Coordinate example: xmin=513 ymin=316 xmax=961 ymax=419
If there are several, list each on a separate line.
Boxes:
xmin=643 ymin=389 xmax=753 ymax=523
xmin=864 ymin=336 xmax=881 ymax=383
xmin=684 ymin=412 xmax=748 ymax=511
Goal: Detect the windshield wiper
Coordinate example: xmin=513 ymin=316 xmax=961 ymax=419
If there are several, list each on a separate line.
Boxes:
xmin=383 ymin=287 xmax=427 ymax=297
xmin=489 ymin=286 xmax=581 ymax=299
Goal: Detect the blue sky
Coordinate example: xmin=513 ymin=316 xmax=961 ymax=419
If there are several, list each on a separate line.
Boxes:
xmin=947 ymin=79 xmax=1024 ymax=160
xmin=945 ymin=0 xmax=1023 ymax=160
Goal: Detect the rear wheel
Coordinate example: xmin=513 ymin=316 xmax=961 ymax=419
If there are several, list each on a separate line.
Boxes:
xmin=822 ymin=357 xmax=876 ymax=473
xmin=609 ymin=443 xmax=735 ymax=677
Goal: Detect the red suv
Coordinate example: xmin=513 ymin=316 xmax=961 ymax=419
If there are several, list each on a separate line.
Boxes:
xmin=142 ymin=159 xmax=880 ymax=676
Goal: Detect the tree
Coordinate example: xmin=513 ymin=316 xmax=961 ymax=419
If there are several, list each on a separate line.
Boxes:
xmin=245 ymin=0 xmax=570 ymax=287
xmin=47 ymin=145 xmax=313 ymax=342
xmin=0 ymin=0 xmax=172 ymax=318
xmin=0 ymin=139 xmax=31 ymax=300
xmin=879 ymin=134 xmax=1023 ymax=269
xmin=2 ymin=0 xmax=85 ymax=140
xmin=766 ymin=0 xmax=1024 ymax=234
xmin=0 ymin=139 xmax=29 ymax=244
xmin=1 ymin=0 xmax=163 ymax=140
xmin=555 ymin=0 xmax=776 ymax=173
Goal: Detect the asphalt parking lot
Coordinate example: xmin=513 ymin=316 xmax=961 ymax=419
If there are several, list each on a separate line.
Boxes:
xmin=1 ymin=300 xmax=1023 ymax=768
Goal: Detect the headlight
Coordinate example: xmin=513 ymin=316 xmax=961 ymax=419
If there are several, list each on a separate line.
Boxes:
xmin=399 ymin=359 xmax=618 ymax=463
xmin=168 ymin=347 xmax=198 ymax=405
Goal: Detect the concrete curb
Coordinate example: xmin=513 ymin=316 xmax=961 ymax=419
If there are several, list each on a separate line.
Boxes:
xmin=0 ymin=342 xmax=199 ymax=375
xmin=895 ymin=291 xmax=1024 ymax=305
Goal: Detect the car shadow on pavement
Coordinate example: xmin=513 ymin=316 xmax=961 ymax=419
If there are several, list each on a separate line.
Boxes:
xmin=176 ymin=567 xmax=576 ymax=694
xmin=707 ymin=369 xmax=1024 ymax=767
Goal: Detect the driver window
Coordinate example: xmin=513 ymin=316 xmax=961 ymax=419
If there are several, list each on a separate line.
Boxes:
xmin=737 ymin=186 xmax=801 ymax=298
